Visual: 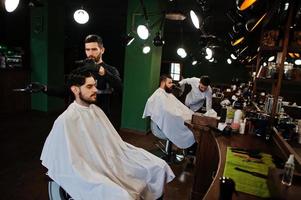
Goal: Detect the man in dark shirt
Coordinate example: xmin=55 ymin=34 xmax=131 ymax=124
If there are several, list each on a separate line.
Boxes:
xmin=45 ymin=34 xmax=122 ymax=117
xmin=83 ymin=34 xmax=122 ymax=115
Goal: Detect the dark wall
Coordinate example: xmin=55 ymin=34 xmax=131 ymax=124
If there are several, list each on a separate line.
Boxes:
xmin=181 ymin=61 xmax=251 ymax=85
xmin=1 ymin=1 xmax=127 ymax=75
xmin=63 ymin=1 xmax=128 ymax=77
xmin=161 ymin=32 xmax=251 ymax=84
xmin=0 ymin=1 xmax=30 ymax=68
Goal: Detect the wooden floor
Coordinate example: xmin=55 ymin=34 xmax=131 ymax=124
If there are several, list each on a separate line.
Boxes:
xmin=0 ymin=111 xmax=194 ymax=200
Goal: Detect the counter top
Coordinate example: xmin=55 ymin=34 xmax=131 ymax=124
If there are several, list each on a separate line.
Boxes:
xmin=185 ymin=120 xmax=276 ymax=200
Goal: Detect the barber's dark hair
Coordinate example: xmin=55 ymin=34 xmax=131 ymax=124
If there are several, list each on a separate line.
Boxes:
xmin=85 ymin=34 xmax=103 ymax=47
xmin=67 ymin=66 xmax=94 ymax=89
xmin=159 ymin=74 xmax=172 ymax=84
xmin=200 ymin=75 xmax=211 ymax=86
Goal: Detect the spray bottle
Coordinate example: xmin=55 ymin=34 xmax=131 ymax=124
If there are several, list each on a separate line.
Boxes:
xmin=281 ymin=154 xmax=294 ymax=186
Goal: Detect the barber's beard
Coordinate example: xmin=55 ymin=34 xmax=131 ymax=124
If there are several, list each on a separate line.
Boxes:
xmin=164 ymin=86 xmax=173 ymax=93
xmin=88 ymin=54 xmax=101 ymax=63
xmin=79 ymin=92 xmax=97 ymax=105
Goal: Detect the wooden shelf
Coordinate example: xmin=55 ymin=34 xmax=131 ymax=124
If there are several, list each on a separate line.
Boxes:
xmin=268 ymin=167 xmax=301 ymax=199
xmin=261 ymin=46 xmax=283 ymax=53
xmin=272 ymin=127 xmax=301 ymax=172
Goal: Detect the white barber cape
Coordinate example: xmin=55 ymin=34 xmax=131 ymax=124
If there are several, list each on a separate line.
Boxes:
xmin=142 ymin=88 xmax=195 ymax=149
xmin=41 ymin=102 xmax=175 ymax=200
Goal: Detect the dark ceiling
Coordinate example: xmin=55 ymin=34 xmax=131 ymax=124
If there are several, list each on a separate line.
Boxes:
xmin=162 ymin=0 xmax=301 ymax=64
xmin=1 ymin=0 xmax=301 ymax=70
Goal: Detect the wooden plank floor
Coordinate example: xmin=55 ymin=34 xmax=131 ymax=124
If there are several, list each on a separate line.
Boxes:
xmin=0 ymin=111 xmax=194 ymax=200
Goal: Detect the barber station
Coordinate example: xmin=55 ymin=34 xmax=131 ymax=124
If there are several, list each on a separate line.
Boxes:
xmin=2 ymin=0 xmax=301 ymax=199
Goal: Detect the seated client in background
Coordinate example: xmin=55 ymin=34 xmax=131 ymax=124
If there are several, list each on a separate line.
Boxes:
xmin=143 ymin=74 xmax=195 ymax=149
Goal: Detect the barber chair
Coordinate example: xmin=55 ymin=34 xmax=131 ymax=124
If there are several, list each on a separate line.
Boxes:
xmin=150 ymin=120 xmax=184 ymax=163
xmin=48 ymin=181 xmax=73 ymax=200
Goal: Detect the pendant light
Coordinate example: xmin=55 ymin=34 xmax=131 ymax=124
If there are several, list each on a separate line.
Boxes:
xmin=73 ymin=8 xmax=89 ymax=24
xmin=137 ymin=25 xmax=149 ymax=40
xmin=4 ymin=0 xmax=20 ymax=13
xmin=190 ymin=10 xmax=200 ymax=29
xmin=236 ymin=0 xmax=257 ymax=11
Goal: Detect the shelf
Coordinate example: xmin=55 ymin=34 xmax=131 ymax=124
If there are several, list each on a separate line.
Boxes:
xmin=256 ymin=78 xmax=301 ymax=85
xmin=261 ymin=46 xmax=283 ymax=53
xmin=272 ymin=127 xmax=301 ymax=172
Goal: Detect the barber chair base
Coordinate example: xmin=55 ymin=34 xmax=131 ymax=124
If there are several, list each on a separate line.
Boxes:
xmin=152 ymin=140 xmax=184 ymax=164
xmin=160 ymin=153 xmax=184 ymax=164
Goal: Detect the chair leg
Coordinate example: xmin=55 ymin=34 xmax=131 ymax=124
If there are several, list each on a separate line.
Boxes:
xmin=165 ymin=140 xmax=172 ymax=155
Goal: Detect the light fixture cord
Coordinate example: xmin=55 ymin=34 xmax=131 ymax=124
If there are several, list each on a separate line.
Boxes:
xmin=139 ymin=0 xmax=149 ymax=22
xmin=159 ymin=15 xmax=165 ymax=33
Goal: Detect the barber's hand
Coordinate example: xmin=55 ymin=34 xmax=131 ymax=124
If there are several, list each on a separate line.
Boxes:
xmin=82 ymin=63 xmax=100 ymax=73
xmin=99 ymin=66 xmax=106 ymax=76
xmin=173 ymin=83 xmax=181 ymax=90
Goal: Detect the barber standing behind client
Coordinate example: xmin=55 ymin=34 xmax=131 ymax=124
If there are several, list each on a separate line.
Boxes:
xmin=44 ymin=34 xmax=122 ymax=118
xmin=83 ymin=34 xmax=122 ymax=115
xmin=178 ymin=75 xmax=212 ymax=112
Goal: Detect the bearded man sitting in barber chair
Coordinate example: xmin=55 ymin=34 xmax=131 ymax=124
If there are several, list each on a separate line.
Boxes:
xmin=143 ymin=75 xmax=197 ymax=163
xmin=41 ymin=66 xmax=175 ymax=200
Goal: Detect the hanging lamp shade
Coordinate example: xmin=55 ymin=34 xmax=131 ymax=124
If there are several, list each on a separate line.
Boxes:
xmin=245 ymin=13 xmax=267 ymax=32
xmin=73 ymin=9 xmax=89 ymax=24
xmin=125 ymin=34 xmax=135 ymax=46
xmin=190 ymin=10 xmax=200 ymax=29
xmin=137 ymin=25 xmax=149 ymax=40
xmin=295 ymin=59 xmax=301 ymax=65
xmin=177 ymin=47 xmax=187 ymax=58
xmin=236 ymin=0 xmax=257 ymax=11
xmin=153 ymin=32 xmax=164 ymax=47
xmin=5 ymin=0 xmax=20 ymax=12
xmin=231 ymin=36 xmax=245 ymax=46
xmin=142 ymin=45 xmax=151 ymax=54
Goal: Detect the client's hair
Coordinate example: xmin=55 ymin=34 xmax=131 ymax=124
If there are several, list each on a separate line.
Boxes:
xmin=67 ymin=66 xmax=94 ymax=89
xmin=159 ymin=74 xmax=172 ymax=84
xmin=200 ymin=75 xmax=211 ymax=86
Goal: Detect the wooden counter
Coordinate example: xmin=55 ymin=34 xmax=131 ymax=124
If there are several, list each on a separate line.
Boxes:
xmin=185 ymin=121 xmax=274 ymax=200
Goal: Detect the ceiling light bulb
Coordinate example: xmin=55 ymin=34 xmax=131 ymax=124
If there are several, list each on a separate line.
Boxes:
xmin=127 ymin=37 xmax=134 ymax=46
xmin=231 ymin=37 xmax=244 ymax=46
xmin=284 ymin=2 xmax=289 ymax=10
xmin=237 ymin=0 xmax=257 ymax=11
xmin=142 ymin=45 xmax=151 ymax=54
xmin=263 ymin=62 xmax=267 ymax=66
xmin=227 ymin=58 xmax=232 ymax=64
xmin=268 ymin=56 xmax=275 ymax=62
xmin=230 ymin=53 xmax=237 ymax=60
xmin=190 ymin=10 xmax=200 ymax=29
xmin=5 ymin=0 xmax=20 ymax=12
xmin=73 ymin=9 xmax=89 ymax=24
xmin=209 ymin=58 xmax=214 ymax=62
xmin=177 ymin=47 xmax=186 ymax=58
xmin=192 ymin=60 xmax=197 ymax=65
xmin=295 ymin=59 xmax=301 ymax=65
xmin=205 ymin=47 xmax=213 ymax=60
xmin=137 ymin=25 xmax=149 ymax=40
xmin=246 ymin=13 xmax=267 ymax=32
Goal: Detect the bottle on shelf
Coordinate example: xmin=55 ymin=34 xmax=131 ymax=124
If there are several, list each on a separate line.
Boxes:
xmin=281 ymin=154 xmax=295 ymax=186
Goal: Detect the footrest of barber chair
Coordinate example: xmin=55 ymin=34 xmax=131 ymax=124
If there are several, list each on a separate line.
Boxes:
xmin=162 ymin=152 xmax=185 ymax=165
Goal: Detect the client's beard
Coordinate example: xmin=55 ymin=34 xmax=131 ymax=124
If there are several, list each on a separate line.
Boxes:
xmin=164 ymin=86 xmax=173 ymax=93
xmin=79 ymin=92 xmax=97 ymax=105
